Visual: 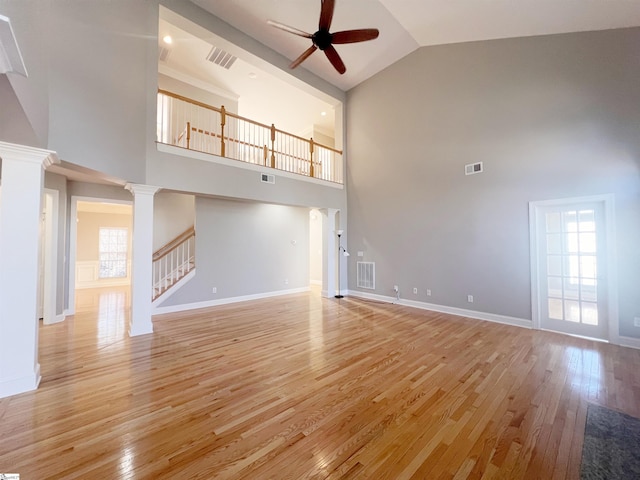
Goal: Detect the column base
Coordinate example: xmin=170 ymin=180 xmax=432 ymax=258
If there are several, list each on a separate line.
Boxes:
xmin=0 ymin=364 xmax=41 ymax=399
xmin=129 ymin=321 xmax=154 ymax=337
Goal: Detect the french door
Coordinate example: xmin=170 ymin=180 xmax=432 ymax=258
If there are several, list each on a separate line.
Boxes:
xmin=530 ymin=196 xmax=614 ymax=341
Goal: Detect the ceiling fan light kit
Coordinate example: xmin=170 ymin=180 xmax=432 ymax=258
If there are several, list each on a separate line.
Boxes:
xmin=267 ymin=0 xmax=379 ymax=74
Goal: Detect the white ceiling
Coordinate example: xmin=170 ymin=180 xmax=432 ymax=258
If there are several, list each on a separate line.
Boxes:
xmin=191 ymin=0 xmax=640 ymax=91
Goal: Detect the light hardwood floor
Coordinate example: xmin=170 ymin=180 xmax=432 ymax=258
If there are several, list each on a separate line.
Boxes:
xmin=1 ymin=287 xmax=639 ymax=479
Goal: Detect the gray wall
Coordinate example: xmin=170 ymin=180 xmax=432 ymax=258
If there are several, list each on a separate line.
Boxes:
xmin=160 ymin=197 xmax=309 ymax=306
xmin=153 ymin=191 xmax=195 ymax=250
xmin=346 ymin=28 xmax=640 ymax=337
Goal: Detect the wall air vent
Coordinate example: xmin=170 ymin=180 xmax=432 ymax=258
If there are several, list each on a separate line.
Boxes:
xmin=206 ymin=47 xmax=237 ymax=69
xmin=465 ymin=162 xmax=483 ymax=175
xmin=158 ymin=45 xmax=171 ymax=62
xmin=261 ymin=173 xmax=275 ymax=184
xmin=357 ymin=262 xmax=375 ymax=289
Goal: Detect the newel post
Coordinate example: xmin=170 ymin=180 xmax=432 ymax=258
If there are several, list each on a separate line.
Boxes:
xmin=270 ymin=123 xmax=276 ymax=168
xmin=220 ymin=105 xmax=226 ymax=157
xmin=309 ymin=137 xmax=315 ymax=178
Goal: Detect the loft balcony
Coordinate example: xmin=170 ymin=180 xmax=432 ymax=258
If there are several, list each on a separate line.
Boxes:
xmin=156 ymin=90 xmax=344 ymax=185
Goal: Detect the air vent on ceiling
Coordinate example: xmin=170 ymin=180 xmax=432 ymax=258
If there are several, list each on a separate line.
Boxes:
xmin=206 ymin=47 xmax=237 ymax=69
xmin=158 ymin=45 xmax=171 ymax=62
xmin=261 ymin=173 xmax=275 ymax=184
xmin=357 ymin=262 xmax=375 ymax=290
xmin=465 ymin=162 xmax=483 ymax=175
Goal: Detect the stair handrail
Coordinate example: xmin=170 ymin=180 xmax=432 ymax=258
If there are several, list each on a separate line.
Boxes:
xmin=153 ymin=226 xmax=195 ymax=261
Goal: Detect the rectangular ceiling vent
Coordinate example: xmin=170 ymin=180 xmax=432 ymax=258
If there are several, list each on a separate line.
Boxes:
xmin=465 ymin=162 xmax=483 ymax=175
xmin=206 ymin=47 xmax=237 ymax=69
xmin=357 ymin=262 xmax=375 ymax=290
xmin=158 ymin=45 xmax=171 ymax=62
xmin=261 ymin=173 xmax=275 ymax=184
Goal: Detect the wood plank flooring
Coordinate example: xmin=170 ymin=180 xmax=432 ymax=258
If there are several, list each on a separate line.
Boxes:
xmin=1 ymin=287 xmax=639 ymax=478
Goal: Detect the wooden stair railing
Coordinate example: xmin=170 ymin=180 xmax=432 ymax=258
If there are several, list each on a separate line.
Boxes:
xmin=152 ymin=226 xmax=195 ymax=301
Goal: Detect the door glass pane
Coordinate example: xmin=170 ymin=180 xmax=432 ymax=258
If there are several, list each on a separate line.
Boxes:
xmin=564 ymin=255 xmax=580 ymax=278
xmin=579 ymin=232 xmax=596 ymax=253
xmin=580 ymin=255 xmax=597 ymax=279
xmin=581 ymin=302 xmax=598 ymax=326
xmin=546 ymin=234 xmax=562 ymax=254
xmin=566 ymin=232 xmax=578 ymax=253
xmin=564 ymin=300 xmax=580 ymax=322
xmin=563 ymin=211 xmax=578 ymax=232
xmin=582 ymin=281 xmax=597 ymax=302
xmin=548 ymin=255 xmax=562 ymax=276
xmin=548 ymin=276 xmax=562 ymax=297
xmin=546 ymin=212 xmax=562 ymax=233
xmin=578 ymin=210 xmax=595 ymax=229
xmin=563 ymin=278 xmax=580 ymax=300
xmin=549 ymin=298 xmax=563 ymax=320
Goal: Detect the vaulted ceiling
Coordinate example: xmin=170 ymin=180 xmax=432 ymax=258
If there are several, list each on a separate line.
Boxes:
xmin=192 ymin=0 xmax=640 ymax=91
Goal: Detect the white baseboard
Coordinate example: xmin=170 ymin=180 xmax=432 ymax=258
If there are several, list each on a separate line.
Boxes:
xmin=618 ymin=336 xmax=640 ymax=350
xmin=347 ymin=290 xmax=533 ymax=329
xmin=152 ymin=269 xmax=196 ymax=308
xmin=0 ymin=364 xmax=41 ymax=399
xmin=153 ymin=286 xmax=311 ymax=315
xmin=63 ymin=308 xmax=74 ymax=317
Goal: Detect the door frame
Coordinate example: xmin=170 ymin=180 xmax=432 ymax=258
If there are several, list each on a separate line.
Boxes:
xmin=529 ymin=194 xmax=618 ymax=343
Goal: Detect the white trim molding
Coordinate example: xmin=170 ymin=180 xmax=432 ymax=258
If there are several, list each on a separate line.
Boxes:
xmin=153 ymin=286 xmax=310 ymax=315
xmin=347 ymin=290 xmax=533 ymax=329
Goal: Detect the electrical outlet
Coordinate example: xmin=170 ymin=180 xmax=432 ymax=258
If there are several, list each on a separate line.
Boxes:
xmin=393 ymin=285 xmax=399 ymax=292
xmin=413 ymin=287 xmax=418 ymax=295
xmin=634 ymin=317 xmax=640 ymax=327
xmin=426 ymin=289 xmax=431 ymax=296
xmin=285 ymin=279 xmax=289 ymax=285
xmin=212 ymin=287 xmax=217 ymax=294
xmin=467 ymin=295 xmax=474 ymax=303
xmin=357 ymin=251 xmax=364 ymax=257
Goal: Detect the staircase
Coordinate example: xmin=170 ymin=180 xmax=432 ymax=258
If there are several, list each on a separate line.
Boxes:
xmin=152 ymin=226 xmax=195 ymax=301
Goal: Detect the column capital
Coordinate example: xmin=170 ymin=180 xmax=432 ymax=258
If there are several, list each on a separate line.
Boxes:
xmin=0 ymin=141 xmax=59 ymax=168
xmin=125 ymin=183 xmax=161 ymax=196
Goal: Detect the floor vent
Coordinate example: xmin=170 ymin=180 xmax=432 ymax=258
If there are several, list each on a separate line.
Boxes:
xmin=206 ymin=47 xmax=237 ymax=69
xmin=465 ymin=162 xmax=483 ymax=175
xmin=261 ymin=173 xmax=275 ymax=184
xmin=357 ymin=262 xmax=375 ymax=289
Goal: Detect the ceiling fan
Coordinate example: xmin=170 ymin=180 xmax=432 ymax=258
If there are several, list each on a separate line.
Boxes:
xmin=267 ymin=0 xmax=379 ymax=74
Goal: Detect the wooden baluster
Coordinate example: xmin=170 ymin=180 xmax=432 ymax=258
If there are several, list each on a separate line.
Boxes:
xmin=186 ymin=121 xmax=191 ymax=149
xmin=220 ymin=105 xmax=226 ymax=157
xmin=270 ymin=124 xmax=276 ymax=168
xmin=309 ymin=137 xmax=315 ymax=178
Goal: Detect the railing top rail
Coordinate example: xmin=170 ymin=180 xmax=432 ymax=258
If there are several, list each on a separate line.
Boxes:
xmin=153 ymin=226 xmax=195 ymax=261
xmin=158 ymin=89 xmax=343 ymax=155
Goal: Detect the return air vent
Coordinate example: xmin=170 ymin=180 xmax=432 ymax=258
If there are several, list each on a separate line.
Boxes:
xmin=261 ymin=173 xmax=275 ymax=184
xmin=465 ymin=162 xmax=483 ymax=175
xmin=158 ymin=45 xmax=171 ymax=62
xmin=206 ymin=47 xmax=237 ymax=69
xmin=357 ymin=262 xmax=375 ymax=290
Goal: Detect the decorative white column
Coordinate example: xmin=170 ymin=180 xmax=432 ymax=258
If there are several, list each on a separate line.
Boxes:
xmin=322 ymin=208 xmax=338 ymax=298
xmin=0 ymin=142 xmax=59 ymax=398
xmin=125 ymin=183 xmax=160 ymax=336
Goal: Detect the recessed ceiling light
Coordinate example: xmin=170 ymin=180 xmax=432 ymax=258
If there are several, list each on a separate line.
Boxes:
xmin=248 ymin=72 xmax=257 ymax=79
xmin=162 ymin=35 xmax=173 ymax=45
xmin=321 ymin=111 xmax=327 ymax=116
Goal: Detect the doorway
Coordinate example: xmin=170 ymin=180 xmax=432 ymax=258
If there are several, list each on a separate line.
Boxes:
xmin=530 ymin=195 xmax=617 ymax=341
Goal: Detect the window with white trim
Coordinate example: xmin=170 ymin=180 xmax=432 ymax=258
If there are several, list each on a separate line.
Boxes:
xmin=99 ymin=227 xmax=128 ymax=278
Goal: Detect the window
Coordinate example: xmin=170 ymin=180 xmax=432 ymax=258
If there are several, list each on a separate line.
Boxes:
xmin=99 ymin=227 xmax=128 ymax=278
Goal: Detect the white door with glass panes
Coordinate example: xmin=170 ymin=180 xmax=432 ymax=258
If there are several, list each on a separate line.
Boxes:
xmin=530 ymin=197 xmax=613 ymax=341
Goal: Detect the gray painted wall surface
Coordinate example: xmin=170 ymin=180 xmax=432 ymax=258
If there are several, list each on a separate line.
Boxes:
xmin=160 ymin=197 xmax=309 ymax=306
xmin=346 ymin=28 xmax=640 ymax=337
xmin=153 ymin=192 xmax=195 ymax=251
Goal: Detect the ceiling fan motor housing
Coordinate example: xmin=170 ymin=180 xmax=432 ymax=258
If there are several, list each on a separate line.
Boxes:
xmin=313 ymin=29 xmax=333 ymax=50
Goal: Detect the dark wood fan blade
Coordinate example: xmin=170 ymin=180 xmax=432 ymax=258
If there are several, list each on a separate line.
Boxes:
xmin=324 ymin=44 xmax=346 ymax=74
xmin=319 ymin=0 xmax=335 ymax=31
xmin=332 ymin=28 xmax=380 ymax=44
xmin=290 ymin=45 xmax=318 ymax=69
xmin=267 ymin=20 xmax=313 ymax=39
